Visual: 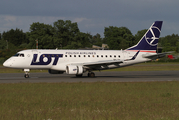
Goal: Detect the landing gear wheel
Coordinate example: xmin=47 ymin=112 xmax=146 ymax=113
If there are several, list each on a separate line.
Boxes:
xmin=90 ymin=72 xmax=95 ymax=77
xmin=24 ymin=74 xmax=29 ymax=78
xmin=24 ymin=69 xmax=30 ymax=78
xmin=76 ymin=74 xmax=83 ymax=77
xmin=88 ymin=72 xmax=95 ymax=77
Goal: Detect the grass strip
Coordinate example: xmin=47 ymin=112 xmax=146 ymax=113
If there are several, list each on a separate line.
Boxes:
xmin=0 ymin=82 xmax=179 ymax=120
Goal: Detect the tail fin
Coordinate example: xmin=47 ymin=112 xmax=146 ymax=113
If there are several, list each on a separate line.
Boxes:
xmin=126 ymin=21 xmax=163 ymax=52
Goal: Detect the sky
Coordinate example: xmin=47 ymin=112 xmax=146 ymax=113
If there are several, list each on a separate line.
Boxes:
xmin=0 ymin=0 xmax=179 ymax=38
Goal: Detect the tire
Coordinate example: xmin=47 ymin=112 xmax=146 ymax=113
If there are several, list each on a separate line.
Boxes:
xmin=87 ymin=72 xmax=95 ymax=77
xmin=24 ymin=74 xmax=29 ymax=78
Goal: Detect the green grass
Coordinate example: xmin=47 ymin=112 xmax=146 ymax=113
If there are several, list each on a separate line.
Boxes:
xmin=1 ymin=62 xmax=179 ymax=73
xmin=1 ymin=62 xmax=179 ymax=119
xmin=0 ymin=82 xmax=179 ymax=120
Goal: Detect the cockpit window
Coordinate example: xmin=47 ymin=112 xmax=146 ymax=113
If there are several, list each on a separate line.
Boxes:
xmin=13 ymin=53 xmax=24 ymax=57
xmin=13 ymin=53 xmax=20 ymax=57
xmin=20 ymin=54 xmax=24 ymax=57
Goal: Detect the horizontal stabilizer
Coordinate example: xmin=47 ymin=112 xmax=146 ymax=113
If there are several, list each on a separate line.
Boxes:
xmin=142 ymin=51 xmax=174 ymax=59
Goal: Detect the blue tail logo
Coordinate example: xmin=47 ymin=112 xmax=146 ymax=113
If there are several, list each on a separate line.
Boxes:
xmin=127 ymin=21 xmax=163 ymax=51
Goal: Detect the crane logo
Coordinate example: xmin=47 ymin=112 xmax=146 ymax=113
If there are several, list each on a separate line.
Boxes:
xmin=145 ymin=26 xmax=161 ymax=46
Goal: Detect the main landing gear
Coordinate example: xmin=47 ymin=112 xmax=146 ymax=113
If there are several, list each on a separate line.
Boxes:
xmin=88 ymin=72 xmax=95 ymax=77
xmin=24 ymin=69 xmax=30 ymax=78
xmin=75 ymin=72 xmax=95 ymax=77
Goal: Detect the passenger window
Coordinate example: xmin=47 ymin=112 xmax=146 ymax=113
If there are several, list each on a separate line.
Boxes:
xmin=97 ymin=55 xmax=99 ymax=57
xmin=65 ymin=55 xmax=67 ymax=57
xmin=79 ymin=55 xmax=81 ymax=57
xmin=70 ymin=55 xmax=72 ymax=57
xmin=106 ymin=55 xmax=107 ymax=57
xmin=74 ymin=55 xmax=76 ymax=57
xmin=110 ymin=55 xmax=112 ymax=57
xmin=118 ymin=55 xmax=120 ymax=58
xmin=114 ymin=55 xmax=116 ymax=58
xmin=101 ymin=55 xmax=103 ymax=57
xmin=84 ymin=55 xmax=86 ymax=57
xmin=88 ymin=55 xmax=90 ymax=57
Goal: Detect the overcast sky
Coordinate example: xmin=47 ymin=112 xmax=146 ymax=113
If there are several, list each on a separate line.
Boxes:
xmin=0 ymin=0 xmax=179 ymax=37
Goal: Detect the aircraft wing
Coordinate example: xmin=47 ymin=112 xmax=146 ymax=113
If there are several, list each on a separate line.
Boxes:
xmin=71 ymin=59 xmax=123 ymax=67
xmin=142 ymin=51 xmax=174 ymax=59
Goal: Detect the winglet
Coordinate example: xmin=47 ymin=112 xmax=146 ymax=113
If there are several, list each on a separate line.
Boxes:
xmin=130 ymin=50 xmax=140 ymax=60
xmin=125 ymin=50 xmax=140 ymax=61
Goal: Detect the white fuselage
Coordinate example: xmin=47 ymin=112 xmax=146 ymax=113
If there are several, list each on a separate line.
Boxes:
xmin=3 ymin=49 xmax=153 ymax=71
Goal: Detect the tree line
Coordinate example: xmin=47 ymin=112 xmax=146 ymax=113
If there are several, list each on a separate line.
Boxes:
xmin=0 ymin=19 xmax=179 ymax=59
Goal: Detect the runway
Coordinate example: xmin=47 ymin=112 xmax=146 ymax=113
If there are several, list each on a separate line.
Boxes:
xmin=0 ymin=71 xmax=179 ymax=83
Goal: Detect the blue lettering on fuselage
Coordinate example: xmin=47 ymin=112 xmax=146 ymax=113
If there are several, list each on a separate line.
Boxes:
xmin=31 ymin=54 xmax=63 ymax=65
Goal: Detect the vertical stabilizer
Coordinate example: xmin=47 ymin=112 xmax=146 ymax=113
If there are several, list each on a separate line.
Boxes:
xmin=126 ymin=21 xmax=163 ymax=52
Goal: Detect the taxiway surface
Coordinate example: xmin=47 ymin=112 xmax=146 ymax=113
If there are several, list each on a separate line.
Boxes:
xmin=0 ymin=71 xmax=179 ymax=83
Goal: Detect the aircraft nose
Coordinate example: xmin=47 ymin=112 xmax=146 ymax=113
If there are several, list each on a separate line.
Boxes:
xmin=3 ymin=59 xmax=12 ymax=67
xmin=3 ymin=61 xmax=9 ymax=67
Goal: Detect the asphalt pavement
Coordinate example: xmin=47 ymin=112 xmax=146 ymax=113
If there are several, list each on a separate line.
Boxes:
xmin=0 ymin=71 xmax=178 ymax=83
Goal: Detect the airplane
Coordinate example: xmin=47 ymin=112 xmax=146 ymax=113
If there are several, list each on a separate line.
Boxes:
xmin=3 ymin=21 xmax=168 ymax=78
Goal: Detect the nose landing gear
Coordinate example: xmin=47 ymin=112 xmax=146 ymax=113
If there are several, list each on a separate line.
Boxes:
xmin=24 ymin=69 xmax=30 ymax=78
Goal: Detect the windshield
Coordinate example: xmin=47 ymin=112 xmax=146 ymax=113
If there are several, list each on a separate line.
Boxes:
xmin=13 ymin=53 xmax=20 ymax=57
xmin=13 ymin=53 xmax=24 ymax=57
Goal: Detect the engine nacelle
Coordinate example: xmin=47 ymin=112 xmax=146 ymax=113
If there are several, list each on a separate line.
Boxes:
xmin=66 ymin=65 xmax=83 ymax=75
xmin=48 ymin=69 xmax=64 ymax=74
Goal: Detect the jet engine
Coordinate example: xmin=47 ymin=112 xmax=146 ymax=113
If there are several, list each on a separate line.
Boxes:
xmin=66 ymin=65 xmax=83 ymax=75
xmin=48 ymin=69 xmax=64 ymax=74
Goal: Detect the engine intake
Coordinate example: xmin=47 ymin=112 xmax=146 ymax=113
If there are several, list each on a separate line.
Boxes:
xmin=66 ymin=65 xmax=83 ymax=75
